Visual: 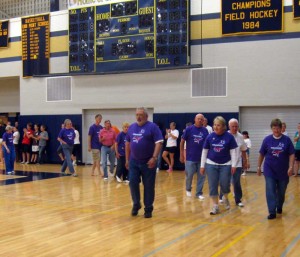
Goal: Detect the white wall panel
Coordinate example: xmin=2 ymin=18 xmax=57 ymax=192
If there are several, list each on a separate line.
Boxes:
xmin=50 ymin=10 xmax=68 ymax=32
xmin=240 ymin=107 xmax=300 ymax=173
xmin=191 ymin=0 xmax=221 ymax=16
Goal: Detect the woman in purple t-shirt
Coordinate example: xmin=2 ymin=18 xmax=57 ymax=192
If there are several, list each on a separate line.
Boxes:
xmin=2 ymin=125 xmax=15 ymax=174
xmin=200 ymin=116 xmax=238 ymax=215
xmin=257 ymin=118 xmax=295 ymax=220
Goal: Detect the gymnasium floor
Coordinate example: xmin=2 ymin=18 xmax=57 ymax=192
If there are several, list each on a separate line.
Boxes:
xmin=0 ymin=163 xmax=299 ymax=257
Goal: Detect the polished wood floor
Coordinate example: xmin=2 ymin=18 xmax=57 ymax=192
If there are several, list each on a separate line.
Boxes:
xmin=0 ymin=162 xmax=300 ymax=257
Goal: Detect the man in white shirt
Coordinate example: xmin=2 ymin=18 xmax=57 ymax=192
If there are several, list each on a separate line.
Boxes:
xmin=228 ymin=118 xmax=247 ymax=207
xmin=203 ymin=117 xmax=213 ymax=134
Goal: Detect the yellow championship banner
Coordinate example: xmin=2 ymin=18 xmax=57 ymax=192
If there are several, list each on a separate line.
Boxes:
xmin=0 ymin=20 xmax=9 ymax=48
xmin=221 ymin=0 xmax=283 ymax=36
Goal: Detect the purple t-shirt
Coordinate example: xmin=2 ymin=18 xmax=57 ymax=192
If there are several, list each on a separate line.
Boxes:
xmin=259 ymin=134 xmax=295 ymax=180
xmin=116 ymin=131 xmax=126 ymax=156
xmin=58 ymin=128 xmax=75 ymax=146
xmin=203 ymin=131 xmax=238 ymax=164
xmin=126 ymin=121 xmax=163 ymax=163
xmin=2 ymin=132 xmax=13 ymax=147
xmin=88 ymin=124 xmax=103 ymax=150
xmin=182 ymin=125 xmax=209 ymax=162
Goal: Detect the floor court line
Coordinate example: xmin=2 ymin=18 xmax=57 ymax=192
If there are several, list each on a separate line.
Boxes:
xmin=143 ymin=189 xmax=259 ymax=257
xmin=211 ymin=226 xmax=255 ymax=257
xmin=280 ymin=233 xmax=300 ymax=257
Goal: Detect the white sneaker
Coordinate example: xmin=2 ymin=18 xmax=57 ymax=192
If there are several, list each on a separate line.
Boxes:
xmin=210 ymin=205 xmax=220 ymax=215
xmin=7 ymin=172 xmax=12 ymax=175
xmin=116 ymin=176 xmax=122 ymax=183
xmin=242 ymin=172 xmax=246 ymax=176
xmin=219 ymin=199 xmax=224 ymax=204
xmin=197 ymin=195 xmax=205 ymax=200
xmin=103 ymin=177 xmax=108 ymax=181
xmin=156 ymin=168 xmax=159 ymax=173
xmin=123 ymin=180 xmax=129 ymax=183
xmin=186 ymin=191 xmax=192 ymax=197
xmin=73 ymin=161 xmax=77 ymax=166
xmin=237 ymin=202 xmax=244 ymax=207
xmin=25 ymin=162 xmax=29 ymax=164
xmin=21 ymin=161 xmax=25 ymax=164
xmin=223 ymin=198 xmax=230 ymax=210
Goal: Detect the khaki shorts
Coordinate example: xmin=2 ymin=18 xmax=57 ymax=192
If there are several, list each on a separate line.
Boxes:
xmin=92 ymin=149 xmax=101 ymax=161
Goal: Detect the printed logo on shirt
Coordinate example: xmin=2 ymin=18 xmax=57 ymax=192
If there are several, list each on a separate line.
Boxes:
xmin=271 ymin=146 xmax=284 ymax=157
xmin=193 ymin=132 xmax=205 ymax=144
xmin=133 ymin=133 xmax=143 ymax=143
xmin=212 ymin=143 xmax=224 ymax=152
xmin=67 ymin=132 xmax=74 ymax=140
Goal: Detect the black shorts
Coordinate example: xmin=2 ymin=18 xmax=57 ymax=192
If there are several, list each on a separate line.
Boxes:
xmin=164 ymin=146 xmax=177 ymax=154
xmin=72 ymin=144 xmax=80 ymax=156
xmin=295 ymin=150 xmax=300 ymax=161
xmin=22 ymin=144 xmax=31 ymax=153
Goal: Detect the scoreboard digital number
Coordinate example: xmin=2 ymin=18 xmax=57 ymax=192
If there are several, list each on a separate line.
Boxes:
xmin=69 ymin=0 xmax=189 ymax=74
xmin=69 ymin=7 xmax=95 ymax=73
xmin=22 ymin=14 xmax=50 ymax=77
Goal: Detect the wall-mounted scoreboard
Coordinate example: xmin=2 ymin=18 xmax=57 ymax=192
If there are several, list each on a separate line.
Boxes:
xmin=69 ymin=0 xmax=189 ymax=74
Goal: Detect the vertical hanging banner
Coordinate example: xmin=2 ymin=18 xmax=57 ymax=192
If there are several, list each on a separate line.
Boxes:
xmin=222 ymin=0 xmax=283 ymax=35
xmin=0 ymin=20 xmax=9 ymax=48
xmin=22 ymin=14 xmax=50 ymax=77
xmin=294 ymin=0 xmax=300 ymax=19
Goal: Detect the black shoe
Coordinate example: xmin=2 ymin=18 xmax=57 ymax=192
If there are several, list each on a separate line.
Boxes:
xmin=267 ymin=214 xmax=276 ymax=220
xmin=144 ymin=212 xmax=152 ymax=218
xmin=131 ymin=205 xmax=141 ymax=216
xmin=277 ymin=208 xmax=282 ymax=214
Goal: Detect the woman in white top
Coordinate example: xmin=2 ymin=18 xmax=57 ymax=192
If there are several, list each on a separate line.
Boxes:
xmin=162 ymin=122 xmax=179 ymax=172
xmin=72 ymin=125 xmax=80 ymax=165
xmin=242 ymin=131 xmax=251 ymax=175
xmin=13 ymin=126 xmax=20 ymax=162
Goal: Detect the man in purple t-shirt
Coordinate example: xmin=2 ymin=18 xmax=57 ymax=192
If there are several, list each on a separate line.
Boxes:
xmin=180 ymin=114 xmax=209 ymax=199
xmin=88 ymin=114 xmax=103 ymax=176
xmin=125 ymin=107 xmax=163 ymax=218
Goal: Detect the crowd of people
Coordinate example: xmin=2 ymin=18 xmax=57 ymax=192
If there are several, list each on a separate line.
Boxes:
xmin=0 ymin=110 xmax=299 ymax=220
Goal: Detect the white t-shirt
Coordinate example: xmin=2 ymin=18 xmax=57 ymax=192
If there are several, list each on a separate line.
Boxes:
xmin=13 ymin=131 xmax=20 ymax=145
xmin=244 ymin=138 xmax=252 ymax=149
xmin=206 ymin=125 xmax=213 ymax=134
xmin=74 ymin=130 xmax=80 ymax=144
xmin=230 ymin=132 xmax=247 ymax=167
xmin=166 ymin=129 xmax=179 ymax=147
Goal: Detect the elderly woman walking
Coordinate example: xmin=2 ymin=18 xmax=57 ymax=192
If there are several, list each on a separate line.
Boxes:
xmin=200 ymin=116 xmax=238 ymax=215
xmin=257 ymin=118 xmax=295 ymax=220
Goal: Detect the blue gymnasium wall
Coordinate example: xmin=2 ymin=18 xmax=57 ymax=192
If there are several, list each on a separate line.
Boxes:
xmin=154 ymin=112 xmax=239 ymax=170
xmin=16 ymin=112 xmax=238 ymax=167
xmin=18 ymin=115 xmax=82 ymax=164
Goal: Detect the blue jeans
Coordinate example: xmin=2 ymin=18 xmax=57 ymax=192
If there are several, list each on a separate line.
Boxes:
xmin=185 ymin=161 xmax=206 ymax=196
xmin=206 ymin=163 xmax=231 ymax=197
xmin=232 ymin=167 xmax=243 ymax=204
xmin=264 ymin=175 xmax=289 ymax=215
xmin=101 ymin=146 xmax=116 ymax=178
xmin=129 ymin=159 xmax=156 ymax=212
xmin=61 ymin=144 xmax=75 ymax=173
xmin=219 ymin=167 xmax=243 ymax=203
xmin=2 ymin=145 xmax=15 ymax=172
xmin=38 ymin=145 xmax=47 ymax=164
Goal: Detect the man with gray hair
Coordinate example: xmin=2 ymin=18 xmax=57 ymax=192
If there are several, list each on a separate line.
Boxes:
xmin=227 ymin=118 xmax=247 ymax=207
xmin=125 ymin=107 xmax=163 ymax=218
